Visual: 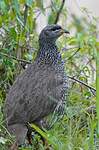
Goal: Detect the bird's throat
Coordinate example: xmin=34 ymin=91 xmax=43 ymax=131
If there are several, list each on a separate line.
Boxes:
xmin=37 ymin=41 xmax=62 ymax=65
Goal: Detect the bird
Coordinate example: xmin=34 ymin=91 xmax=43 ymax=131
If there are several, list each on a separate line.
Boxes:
xmin=5 ymin=24 xmax=69 ymax=149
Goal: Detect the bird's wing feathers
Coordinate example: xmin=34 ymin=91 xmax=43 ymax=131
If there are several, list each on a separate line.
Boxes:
xmin=5 ymin=62 xmax=65 ymax=125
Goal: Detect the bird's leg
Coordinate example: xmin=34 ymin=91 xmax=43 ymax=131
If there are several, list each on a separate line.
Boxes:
xmin=27 ymin=129 xmax=33 ymax=145
xmin=8 ymin=124 xmax=28 ymax=149
xmin=10 ymin=141 xmax=18 ymax=150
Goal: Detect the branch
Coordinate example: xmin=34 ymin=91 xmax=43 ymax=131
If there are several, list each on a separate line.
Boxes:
xmin=67 ymin=75 xmax=96 ymax=93
xmin=24 ymin=4 xmax=28 ymax=27
xmin=61 ymin=46 xmax=79 ymax=51
xmin=0 ymin=52 xmax=31 ymax=64
xmin=0 ymin=52 xmax=96 ymax=93
xmin=54 ymin=0 xmax=65 ymax=24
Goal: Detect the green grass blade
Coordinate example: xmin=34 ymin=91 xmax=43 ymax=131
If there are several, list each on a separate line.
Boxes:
xmin=96 ymin=44 xmax=99 ymax=136
xmin=29 ymin=123 xmax=58 ymax=149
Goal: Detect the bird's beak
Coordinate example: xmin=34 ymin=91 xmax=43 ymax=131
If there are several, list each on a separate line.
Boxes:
xmin=61 ymin=29 xmax=70 ymax=34
xmin=64 ymin=29 xmax=70 ymax=34
xmin=59 ymin=29 xmax=70 ymax=35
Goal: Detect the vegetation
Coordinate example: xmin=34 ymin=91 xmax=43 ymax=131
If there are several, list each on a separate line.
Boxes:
xmin=0 ymin=0 xmax=98 ymax=149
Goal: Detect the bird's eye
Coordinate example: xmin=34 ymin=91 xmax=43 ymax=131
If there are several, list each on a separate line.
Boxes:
xmin=51 ymin=26 xmax=61 ymax=31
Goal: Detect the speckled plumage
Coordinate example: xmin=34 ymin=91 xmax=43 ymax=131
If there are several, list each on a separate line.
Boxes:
xmin=5 ymin=24 xmax=69 ymax=148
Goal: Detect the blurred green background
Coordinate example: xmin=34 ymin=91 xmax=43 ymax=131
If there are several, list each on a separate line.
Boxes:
xmin=0 ymin=0 xmax=98 ymax=150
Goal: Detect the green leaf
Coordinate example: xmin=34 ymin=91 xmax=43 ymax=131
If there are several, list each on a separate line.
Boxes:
xmin=0 ymin=0 xmax=7 ymax=14
xmin=12 ymin=0 xmax=24 ymax=26
xmin=25 ymin=53 xmax=33 ymax=60
xmin=36 ymin=0 xmax=44 ymax=11
xmin=96 ymin=42 xmax=99 ymax=47
xmin=13 ymin=0 xmax=20 ymax=16
xmin=96 ymin=46 xmax=99 ymax=136
xmin=83 ymin=66 xmax=90 ymax=77
xmin=30 ymin=123 xmax=58 ymax=149
xmin=9 ymin=27 xmax=17 ymax=39
xmin=0 ymin=137 xmax=7 ymax=144
xmin=16 ymin=15 xmax=24 ymax=27
xmin=48 ymin=12 xmax=56 ymax=24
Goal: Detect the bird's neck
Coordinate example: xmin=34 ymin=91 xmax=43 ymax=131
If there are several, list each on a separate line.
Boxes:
xmin=37 ymin=41 xmax=62 ymax=65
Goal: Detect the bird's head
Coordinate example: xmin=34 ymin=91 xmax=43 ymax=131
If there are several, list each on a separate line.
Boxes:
xmin=39 ymin=24 xmax=69 ymax=44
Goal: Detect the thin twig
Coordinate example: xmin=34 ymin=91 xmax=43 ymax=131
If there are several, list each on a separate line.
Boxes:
xmin=24 ymin=4 xmax=28 ymax=27
xmin=67 ymin=75 xmax=96 ymax=93
xmin=64 ymin=47 xmax=80 ymax=62
xmin=54 ymin=0 xmax=66 ymax=24
xmin=0 ymin=52 xmax=96 ymax=93
xmin=61 ymin=46 xmax=79 ymax=51
xmin=0 ymin=52 xmax=31 ymax=64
